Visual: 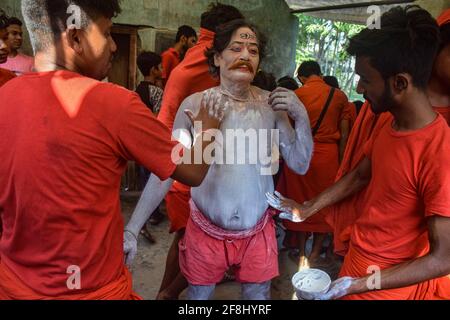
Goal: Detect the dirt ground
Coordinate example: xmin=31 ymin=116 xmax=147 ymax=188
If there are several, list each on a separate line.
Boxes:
xmin=121 ymin=192 xmax=341 ymax=300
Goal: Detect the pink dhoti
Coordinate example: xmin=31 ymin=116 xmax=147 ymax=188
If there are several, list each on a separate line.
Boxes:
xmin=179 ymin=200 xmax=279 ymax=285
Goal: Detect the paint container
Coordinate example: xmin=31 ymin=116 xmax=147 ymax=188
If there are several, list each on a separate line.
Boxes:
xmin=292 ymin=268 xmax=331 ymax=300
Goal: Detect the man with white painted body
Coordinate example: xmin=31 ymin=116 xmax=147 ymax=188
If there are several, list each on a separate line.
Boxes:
xmin=124 ymin=19 xmax=313 ymax=300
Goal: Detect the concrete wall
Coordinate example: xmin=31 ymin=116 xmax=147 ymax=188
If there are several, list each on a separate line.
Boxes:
xmin=1 ymin=0 xmax=299 ymax=79
xmin=115 ymin=0 xmax=299 ymax=79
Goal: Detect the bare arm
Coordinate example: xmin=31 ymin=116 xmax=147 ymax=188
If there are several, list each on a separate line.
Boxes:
xmin=269 ymin=87 xmax=313 ymax=175
xmin=267 ymin=156 xmax=372 ymax=221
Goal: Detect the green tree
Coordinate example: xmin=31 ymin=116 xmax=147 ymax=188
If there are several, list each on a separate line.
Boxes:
xmin=296 ymin=14 xmax=364 ymax=101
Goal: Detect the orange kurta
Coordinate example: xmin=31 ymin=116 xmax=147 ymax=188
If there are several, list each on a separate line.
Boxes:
xmin=0 ymin=67 xmax=16 ymax=87
xmin=280 ymin=76 xmax=349 ymax=233
xmin=157 ymin=28 xmax=219 ymax=233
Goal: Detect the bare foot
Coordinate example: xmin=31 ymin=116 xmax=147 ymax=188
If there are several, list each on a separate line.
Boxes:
xmin=140 ymin=227 xmax=156 ymax=244
xmin=156 ymin=290 xmax=178 ymax=300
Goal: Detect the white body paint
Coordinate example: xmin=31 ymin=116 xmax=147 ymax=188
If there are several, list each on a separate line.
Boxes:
xmin=173 ymin=86 xmax=311 ymax=230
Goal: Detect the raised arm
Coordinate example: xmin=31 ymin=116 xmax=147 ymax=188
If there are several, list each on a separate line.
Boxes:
xmin=269 ymin=87 xmax=313 ymax=175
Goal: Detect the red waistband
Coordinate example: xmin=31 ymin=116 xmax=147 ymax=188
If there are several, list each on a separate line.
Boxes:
xmin=189 ymin=199 xmax=276 ymax=241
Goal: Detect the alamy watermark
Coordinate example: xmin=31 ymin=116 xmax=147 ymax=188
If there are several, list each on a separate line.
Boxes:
xmin=171 ymin=122 xmax=280 ymax=176
xmin=367 ymin=5 xmax=382 ymax=30
xmin=366 ymin=265 xmax=382 ymax=290
xmin=66 ymin=4 xmax=81 ymax=30
xmin=66 ymin=265 xmax=81 ymax=290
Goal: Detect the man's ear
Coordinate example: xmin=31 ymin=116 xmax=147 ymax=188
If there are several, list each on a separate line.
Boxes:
xmin=214 ymin=53 xmax=221 ymax=67
xmin=66 ymin=28 xmax=83 ymax=54
xmin=392 ymin=73 xmax=410 ymax=93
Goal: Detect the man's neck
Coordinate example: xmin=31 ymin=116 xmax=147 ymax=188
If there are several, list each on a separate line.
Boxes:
xmin=173 ymin=42 xmax=184 ymax=56
xmin=220 ymin=77 xmax=251 ymax=100
xmin=8 ymin=49 xmax=18 ymax=58
xmin=390 ymin=91 xmax=437 ymax=131
xmin=33 ymin=50 xmax=79 ymax=74
xmin=143 ymin=75 xmax=156 ymax=84
xmin=427 ymin=76 xmax=450 ymax=107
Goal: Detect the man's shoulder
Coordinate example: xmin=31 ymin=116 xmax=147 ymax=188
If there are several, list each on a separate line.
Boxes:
xmin=250 ymin=85 xmax=271 ymax=100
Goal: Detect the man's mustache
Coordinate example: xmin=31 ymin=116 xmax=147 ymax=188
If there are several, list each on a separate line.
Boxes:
xmin=229 ymin=61 xmax=254 ymax=73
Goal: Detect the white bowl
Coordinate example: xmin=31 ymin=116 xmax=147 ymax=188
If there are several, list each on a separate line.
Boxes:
xmin=292 ymin=268 xmax=331 ymax=300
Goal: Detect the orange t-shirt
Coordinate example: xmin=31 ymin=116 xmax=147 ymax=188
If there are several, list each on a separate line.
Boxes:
xmin=161 ymin=47 xmax=180 ymax=81
xmin=0 ymin=67 xmax=16 ymax=87
xmin=0 ymin=70 xmax=177 ymax=296
xmin=351 ymin=114 xmax=450 ymax=262
xmin=294 ymin=76 xmax=350 ymax=144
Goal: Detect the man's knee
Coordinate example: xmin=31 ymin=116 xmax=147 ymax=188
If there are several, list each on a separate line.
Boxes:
xmin=241 ymin=281 xmax=271 ymax=300
xmin=187 ymin=284 xmax=216 ymax=300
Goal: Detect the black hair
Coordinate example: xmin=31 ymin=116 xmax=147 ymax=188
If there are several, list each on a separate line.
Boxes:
xmin=252 ymin=71 xmax=277 ymax=91
xmin=323 ymin=75 xmax=340 ymax=89
xmin=22 ymin=0 xmax=122 ymax=52
xmin=0 ymin=10 xmax=8 ymax=29
xmin=277 ymin=76 xmax=299 ymax=90
xmin=297 ymin=60 xmax=322 ymax=78
xmin=137 ymin=51 xmax=161 ymax=76
xmin=200 ymin=2 xmax=244 ymax=32
xmin=7 ymin=16 xmax=22 ymax=27
xmin=347 ymin=5 xmax=439 ymax=89
xmin=205 ymin=19 xmax=266 ymax=78
xmin=176 ymin=25 xmax=197 ymax=43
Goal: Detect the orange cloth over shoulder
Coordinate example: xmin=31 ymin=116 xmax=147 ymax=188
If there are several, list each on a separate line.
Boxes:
xmin=280 ymin=76 xmax=349 ymax=234
xmin=157 ymin=28 xmax=219 ymax=233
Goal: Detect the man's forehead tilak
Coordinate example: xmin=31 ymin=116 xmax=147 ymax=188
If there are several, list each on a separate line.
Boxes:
xmin=240 ymin=32 xmax=256 ymax=40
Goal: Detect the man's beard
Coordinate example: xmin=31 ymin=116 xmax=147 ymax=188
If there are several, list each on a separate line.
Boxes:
xmin=368 ymin=82 xmax=394 ymax=115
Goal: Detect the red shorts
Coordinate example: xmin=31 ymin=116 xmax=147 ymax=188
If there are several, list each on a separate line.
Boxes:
xmin=165 ymin=188 xmax=190 ymax=233
xmin=179 ymin=214 xmax=279 ymax=285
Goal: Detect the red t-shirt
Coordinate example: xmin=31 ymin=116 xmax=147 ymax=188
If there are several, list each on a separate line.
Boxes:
xmin=0 ymin=67 xmax=16 ymax=87
xmin=161 ymin=47 xmax=180 ymax=81
xmin=351 ymin=114 xmax=450 ymax=263
xmin=0 ymin=70 xmax=177 ymax=296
